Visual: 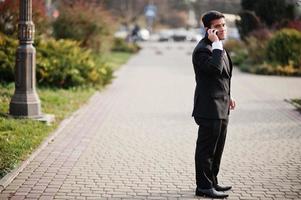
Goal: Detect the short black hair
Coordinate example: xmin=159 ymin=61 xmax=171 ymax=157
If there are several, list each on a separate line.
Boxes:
xmin=202 ymin=10 xmax=225 ymax=28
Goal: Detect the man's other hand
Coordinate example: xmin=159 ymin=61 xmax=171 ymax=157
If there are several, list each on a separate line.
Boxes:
xmin=230 ymin=98 xmax=236 ymax=110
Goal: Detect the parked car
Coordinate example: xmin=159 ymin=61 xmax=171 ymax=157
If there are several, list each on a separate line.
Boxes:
xmin=172 ymin=28 xmax=188 ymax=41
xmin=114 ymin=26 xmax=129 ymax=39
xmin=186 ymin=28 xmax=203 ymax=42
xmin=158 ymin=29 xmax=174 ymax=42
xmin=139 ymin=28 xmax=150 ymax=41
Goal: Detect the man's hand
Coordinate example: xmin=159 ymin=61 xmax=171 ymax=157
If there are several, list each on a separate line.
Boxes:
xmin=229 ymin=98 xmax=236 ymax=110
xmin=207 ymin=29 xmax=219 ymax=42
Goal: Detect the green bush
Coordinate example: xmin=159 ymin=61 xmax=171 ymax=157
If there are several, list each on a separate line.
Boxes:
xmin=238 ymin=28 xmax=272 ymax=65
xmin=231 ymin=51 xmax=248 ymax=66
xmin=238 ymin=62 xmax=301 ymax=76
xmin=0 ymin=34 xmax=113 ymax=88
xmin=36 ymin=38 xmax=113 ymax=88
xmin=266 ymin=29 xmax=301 ymax=68
xmin=111 ymin=38 xmax=140 ymax=53
xmin=224 ymin=39 xmax=247 ymax=66
xmin=224 ymin=39 xmax=245 ymax=52
xmin=0 ymin=33 xmax=17 ymax=82
xmin=244 ymin=36 xmax=267 ymax=65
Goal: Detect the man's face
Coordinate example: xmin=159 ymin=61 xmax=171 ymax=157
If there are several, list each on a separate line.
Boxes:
xmin=209 ymin=17 xmax=227 ymax=40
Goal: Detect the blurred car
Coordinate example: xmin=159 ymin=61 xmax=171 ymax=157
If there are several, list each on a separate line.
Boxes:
xmin=114 ymin=26 xmax=129 ymax=39
xmin=158 ymin=29 xmax=174 ymax=42
xmin=114 ymin=26 xmax=150 ymax=42
xmin=139 ymin=28 xmax=150 ymax=41
xmin=172 ymin=28 xmax=188 ymax=41
xmin=149 ymin=33 xmax=160 ymax=41
xmin=186 ymin=28 xmax=203 ymax=42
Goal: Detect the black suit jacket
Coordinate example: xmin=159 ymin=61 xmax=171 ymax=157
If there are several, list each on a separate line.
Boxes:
xmin=192 ymin=37 xmax=233 ymax=119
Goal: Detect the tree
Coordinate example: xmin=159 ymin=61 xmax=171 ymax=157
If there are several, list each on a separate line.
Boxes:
xmin=237 ymin=0 xmax=297 ymax=38
xmin=240 ymin=0 xmax=295 ymax=27
xmin=236 ymin=10 xmax=262 ymax=40
xmin=254 ymin=0 xmax=295 ymax=27
xmin=52 ymin=0 xmax=114 ymax=52
xmin=0 ymin=0 xmax=49 ymax=36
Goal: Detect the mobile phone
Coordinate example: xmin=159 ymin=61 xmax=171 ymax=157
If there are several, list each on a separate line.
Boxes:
xmin=212 ymin=29 xmax=218 ymax=35
xmin=205 ymin=29 xmax=218 ymax=38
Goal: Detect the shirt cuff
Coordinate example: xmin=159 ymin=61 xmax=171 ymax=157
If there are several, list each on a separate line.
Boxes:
xmin=212 ymin=41 xmax=223 ymax=50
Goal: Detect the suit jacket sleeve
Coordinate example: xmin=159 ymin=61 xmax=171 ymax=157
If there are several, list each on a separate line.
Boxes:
xmin=193 ymin=48 xmax=224 ymax=76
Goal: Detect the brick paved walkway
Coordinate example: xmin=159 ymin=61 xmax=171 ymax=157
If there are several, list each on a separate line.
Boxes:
xmin=1 ymin=42 xmax=301 ymax=200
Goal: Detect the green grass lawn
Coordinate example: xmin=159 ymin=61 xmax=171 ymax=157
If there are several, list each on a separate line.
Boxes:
xmin=101 ymin=51 xmax=133 ymax=71
xmin=0 ymin=51 xmax=133 ymax=178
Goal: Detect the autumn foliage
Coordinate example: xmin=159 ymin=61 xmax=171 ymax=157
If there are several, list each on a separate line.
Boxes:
xmin=53 ymin=0 xmax=114 ymax=52
xmin=0 ymin=0 xmax=49 ymax=36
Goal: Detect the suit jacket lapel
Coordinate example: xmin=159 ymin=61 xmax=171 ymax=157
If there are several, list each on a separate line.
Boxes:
xmin=222 ymin=50 xmax=231 ymax=78
xmin=225 ymin=50 xmax=233 ymax=77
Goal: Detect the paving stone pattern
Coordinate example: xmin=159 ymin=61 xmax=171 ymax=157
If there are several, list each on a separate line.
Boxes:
xmin=1 ymin=42 xmax=301 ymax=199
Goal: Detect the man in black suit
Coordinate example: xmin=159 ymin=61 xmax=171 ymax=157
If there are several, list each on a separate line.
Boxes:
xmin=192 ymin=11 xmax=236 ymax=198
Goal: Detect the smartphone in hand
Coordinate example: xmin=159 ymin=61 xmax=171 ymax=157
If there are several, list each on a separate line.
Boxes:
xmin=207 ymin=29 xmax=219 ymax=42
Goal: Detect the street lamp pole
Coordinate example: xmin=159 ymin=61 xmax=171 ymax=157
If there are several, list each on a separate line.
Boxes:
xmin=9 ymin=0 xmax=41 ymax=118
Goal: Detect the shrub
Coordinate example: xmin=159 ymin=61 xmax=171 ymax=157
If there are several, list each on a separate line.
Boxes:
xmin=224 ymin=39 xmax=247 ymax=66
xmin=0 ymin=33 xmax=17 ymax=82
xmin=52 ymin=0 xmax=114 ymax=52
xmin=35 ymin=37 xmax=113 ymax=88
xmin=111 ymin=38 xmax=140 ymax=53
xmin=248 ymin=28 xmax=273 ymax=41
xmin=244 ymin=28 xmax=272 ymax=64
xmin=0 ymin=34 xmax=113 ymax=88
xmin=286 ymin=20 xmax=301 ymax=32
xmin=254 ymin=63 xmax=301 ymax=76
xmin=266 ymin=28 xmax=301 ymax=68
xmin=231 ymin=51 xmax=248 ymax=66
xmin=224 ymin=39 xmax=245 ymax=53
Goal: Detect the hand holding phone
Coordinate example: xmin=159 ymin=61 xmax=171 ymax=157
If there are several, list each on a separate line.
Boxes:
xmin=207 ymin=29 xmax=219 ymax=42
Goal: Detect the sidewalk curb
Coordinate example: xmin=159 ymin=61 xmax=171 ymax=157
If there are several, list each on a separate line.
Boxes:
xmin=0 ymin=95 xmax=95 ymax=192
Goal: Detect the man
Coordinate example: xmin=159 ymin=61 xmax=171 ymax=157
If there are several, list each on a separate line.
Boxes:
xmin=192 ymin=11 xmax=236 ymax=198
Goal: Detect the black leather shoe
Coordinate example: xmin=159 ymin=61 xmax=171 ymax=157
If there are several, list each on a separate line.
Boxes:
xmin=195 ymin=188 xmax=228 ymax=198
xmin=214 ymin=184 xmax=232 ymax=192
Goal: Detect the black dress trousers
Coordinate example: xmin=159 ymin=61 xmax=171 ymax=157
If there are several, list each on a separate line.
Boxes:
xmin=194 ymin=117 xmax=229 ymax=189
